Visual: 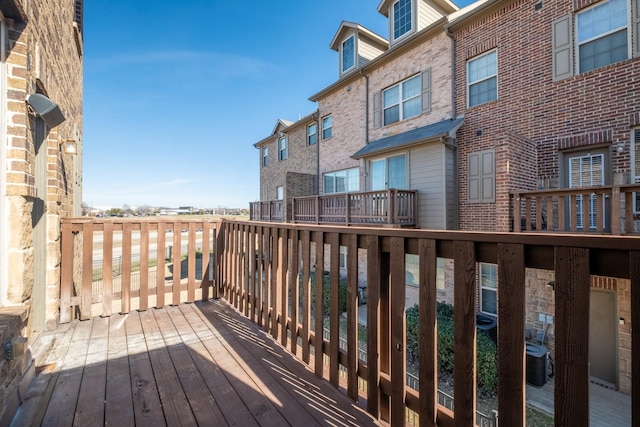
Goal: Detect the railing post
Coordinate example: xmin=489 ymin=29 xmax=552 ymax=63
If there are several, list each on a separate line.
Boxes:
xmin=315 ymin=196 xmax=319 ymax=224
xmin=345 ymin=193 xmax=350 ymax=226
xmin=611 ymin=186 xmax=621 ymax=234
xmin=60 ymin=221 xmax=74 ymax=323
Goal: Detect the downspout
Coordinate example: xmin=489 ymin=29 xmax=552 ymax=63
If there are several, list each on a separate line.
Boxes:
xmin=360 ymin=69 xmax=369 ymax=191
xmin=314 ymin=109 xmax=320 ymax=195
xmin=445 ymin=25 xmax=456 ymax=119
xmin=445 ymin=24 xmax=459 ymax=229
xmin=0 ymin=15 xmax=7 ymax=305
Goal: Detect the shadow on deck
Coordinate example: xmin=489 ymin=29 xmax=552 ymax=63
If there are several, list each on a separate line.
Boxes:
xmin=12 ymin=299 xmax=377 ymax=427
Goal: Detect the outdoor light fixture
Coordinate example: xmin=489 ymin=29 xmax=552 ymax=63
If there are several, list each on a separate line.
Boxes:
xmin=60 ymin=138 xmax=77 ymax=155
xmin=26 ymin=93 xmax=66 ymax=128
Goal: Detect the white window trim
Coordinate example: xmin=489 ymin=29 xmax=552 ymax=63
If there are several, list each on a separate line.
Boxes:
xmin=369 ymin=153 xmax=409 ymax=190
xmin=322 ymin=115 xmax=332 ymax=140
xmin=323 ymin=167 xmax=360 ymax=194
xmin=383 ymin=74 xmax=421 ymax=126
xmin=391 ymin=0 xmax=414 ymax=43
xmin=279 ymin=136 xmax=287 ymax=161
xmin=467 ymin=49 xmax=498 ymax=108
xmin=575 ymin=0 xmax=630 ymax=74
xmin=341 ymin=34 xmax=356 ymax=74
xmin=479 ymin=263 xmax=497 ymax=316
xmin=307 ymin=123 xmax=317 ymax=146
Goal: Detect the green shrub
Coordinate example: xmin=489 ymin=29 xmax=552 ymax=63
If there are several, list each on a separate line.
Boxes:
xmin=405 ymin=302 xmax=498 ymax=396
xmin=306 ymin=271 xmax=348 ymax=316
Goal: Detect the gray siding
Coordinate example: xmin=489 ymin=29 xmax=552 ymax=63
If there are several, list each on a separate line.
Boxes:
xmin=409 ymin=143 xmax=447 ymax=229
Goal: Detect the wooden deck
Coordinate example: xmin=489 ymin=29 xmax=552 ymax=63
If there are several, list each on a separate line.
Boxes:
xmin=12 ymin=299 xmax=378 ymax=427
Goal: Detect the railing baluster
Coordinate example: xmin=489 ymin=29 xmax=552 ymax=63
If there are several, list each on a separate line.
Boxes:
xmin=313 ymin=230 xmax=325 ymax=379
xmin=172 ymin=221 xmax=181 ymax=305
xmin=103 ymin=221 xmax=113 ymax=316
xmin=156 ymin=221 xmax=166 ymax=307
xmin=419 ymin=238 xmax=438 ymax=427
xmin=187 ymin=222 xmax=196 ymax=303
xmin=554 ymin=247 xmax=590 ymax=426
xmin=289 ymin=229 xmax=299 ymax=355
xmin=497 ymin=243 xmax=526 ymax=427
xmin=140 ymin=222 xmax=149 ymax=310
xmin=366 ymin=235 xmax=381 ymax=417
xmin=453 ymin=240 xmax=476 ymax=426
xmin=631 ymin=251 xmax=640 ymax=427
xmin=390 ymin=237 xmax=406 ymax=425
xmin=301 ymin=230 xmax=311 ymax=364
xmin=329 ymin=232 xmax=341 ymax=387
xmin=346 ymin=233 xmax=359 ymax=400
xmin=122 ymin=222 xmax=132 ymax=314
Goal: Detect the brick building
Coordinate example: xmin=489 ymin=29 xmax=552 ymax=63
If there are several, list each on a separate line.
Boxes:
xmin=252 ymin=0 xmax=637 ymax=395
xmin=448 ymin=0 xmax=639 ymax=393
xmin=0 ymin=0 xmax=83 ymax=422
xmin=254 ymin=114 xmax=319 ymax=222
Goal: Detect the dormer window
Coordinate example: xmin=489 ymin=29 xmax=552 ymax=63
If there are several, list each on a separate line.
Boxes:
xmin=392 ymin=0 xmax=412 ymax=41
xmin=341 ymin=35 xmax=356 ymax=73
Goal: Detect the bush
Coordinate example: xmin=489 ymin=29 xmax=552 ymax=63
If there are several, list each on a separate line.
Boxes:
xmin=306 ymin=271 xmax=348 ymax=316
xmin=405 ymin=302 xmax=498 ymax=396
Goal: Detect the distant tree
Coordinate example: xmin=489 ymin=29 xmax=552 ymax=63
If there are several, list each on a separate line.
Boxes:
xmin=106 ymin=208 xmax=122 ymax=216
xmin=136 ymin=205 xmax=152 ymax=216
xmin=122 ymin=204 xmax=133 ymax=216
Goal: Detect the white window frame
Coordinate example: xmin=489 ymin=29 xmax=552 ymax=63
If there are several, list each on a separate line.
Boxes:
xmin=370 ymin=153 xmax=408 ymax=190
xmin=633 ymin=129 xmax=640 ymax=214
xmin=383 ymin=75 xmax=421 ymax=126
xmin=341 ymin=35 xmax=356 ymax=74
xmin=276 ymin=186 xmax=284 ymax=200
xmin=278 ymin=136 xmax=287 ymax=161
xmin=467 ymin=50 xmax=498 ymax=108
xmin=262 ymin=146 xmax=268 ymax=166
xmin=576 ymin=0 xmax=629 ymax=74
xmin=322 ymin=115 xmax=332 ymax=140
xmin=323 ymin=168 xmax=359 ymax=194
xmin=479 ymin=263 xmax=497 ymax=316
xmin=307 ymin=123 xmax=317 ymax=146
xmin=391 ymin=0 xmax=413 ymax=42
xmin=339 ymin=246 xmax=347 ymax=269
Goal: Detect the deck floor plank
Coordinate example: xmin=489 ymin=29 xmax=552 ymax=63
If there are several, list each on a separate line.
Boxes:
xmin=138 ymin=309 xmax=197 ymax=427
xmin=125 ymin=312 xmax=166 ymax=426
xmin=153 ymin=307 xmax=228 ymax=426
xmin=41 ymin=318 xmax=93 ymax=427
xmin=15 ymin=300 xmax=378 ymax=427
xmin=197 ymin=300 xmax=376 ymax=427
xmin=73 ymin=316 xmax=109 ymax=426
xmin=185 ymin=304 xmax=290 ymax=426
xmin=176 ymin=304 xmax=261 ymax=427
xmin=105 ymin=314 xmax=135 ymax=426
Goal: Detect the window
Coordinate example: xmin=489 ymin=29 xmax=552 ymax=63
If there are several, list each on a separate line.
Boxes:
xmin=467 ymin=50 xmax=497 ymax=107
xmin=276 ymin=186 xmax=284 ymax=200
xmin=480 ymin=263 xmax=497 ymax=315
xmin=339 ymin=246 xmax=347 ymax=269
xmin=633 ymin=130 xmax=640 ymax=214
xmin=307 ymin=123 xmax=317 ymax=146
xmin=383 ymin=75 xmax=421 ymax=126
xmin=468 ymin=149 xmax=495 ymax=202
xmin=278 ymin=136 xmax=287 ymax=160
xmin=392 ymin=0 xmax=412 ymax=41
xmin=341 ymin=35 xmax=355 ymax=73
xmin=324 ymin=168 xmax=359 ymax=194
xmin=322 ymin=115 xmax=332 ymax=139
xmin=262 ymin=147 xmax=268 ymax=166
xmin=569 ymin=153 xmax=604 ymax=229
xmin=374 ymin=69 xmax=430 ymax=128
xmin=371 ymin=154 xmax=407 ymax=190
xmin=577 ymin=0 xmax=628 ymax=73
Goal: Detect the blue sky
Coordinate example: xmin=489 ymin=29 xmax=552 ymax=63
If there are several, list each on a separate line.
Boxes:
xmin=83 ymin=1 xmax=473 ymax=209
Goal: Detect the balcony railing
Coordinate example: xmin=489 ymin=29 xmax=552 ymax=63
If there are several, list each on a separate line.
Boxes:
xmin=511 ymin=184 xmax=640 ymax=234
xmin=249 ymin=200 xmax=284 ymax=222
xmin=292 ymin=189 xmax=418 ymax=227
xmin=61 ymin=217 xmax=639 ymax=427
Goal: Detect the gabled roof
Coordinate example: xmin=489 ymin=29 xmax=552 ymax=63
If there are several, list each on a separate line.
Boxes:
xmin=377 ymin=0 xmax=458 ymax=17
xmin=329 ymin=21 xmax=388 ymax=52
xmin=351 ymin=117 xmax=464 ymax=158
xmin=254 ymin=113 xmax=318 ymax=148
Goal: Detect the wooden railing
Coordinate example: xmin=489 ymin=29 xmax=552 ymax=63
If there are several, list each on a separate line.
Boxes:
xmin=292 ymin=189 xmax=418 ymax=227
xmin=60 ymin=218 xmax=222 ymax=322
xmin=511 ymin=184 xmax=640 ymax=234
xmin=249 ymin=200 xmax=284 ymax=222
xmin=60 ymin=217 xmax=639 ymax=427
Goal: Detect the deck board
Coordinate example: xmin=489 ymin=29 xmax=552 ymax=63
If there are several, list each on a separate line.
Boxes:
xmin=16 ymin=299 xmax=377 ymax=427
